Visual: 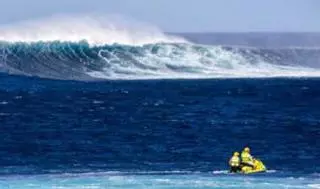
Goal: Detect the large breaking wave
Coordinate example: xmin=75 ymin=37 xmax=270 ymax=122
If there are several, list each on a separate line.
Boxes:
xmin=0 ymin=15 xmax=320 ymax=80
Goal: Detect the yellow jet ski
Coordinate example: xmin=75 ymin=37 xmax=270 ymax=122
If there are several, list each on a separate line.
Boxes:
xmin=240 ymin=159 xmax=267 ymax=174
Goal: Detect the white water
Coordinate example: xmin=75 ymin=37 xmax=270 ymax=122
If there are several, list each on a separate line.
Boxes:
xmin=88 ymin=44 xmax=320 ymax=80
xmin=0 ymin=14 xmax=186 ymax=46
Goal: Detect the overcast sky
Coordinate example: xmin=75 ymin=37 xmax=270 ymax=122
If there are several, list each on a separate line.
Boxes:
xmin=1 ymin=0 xmax=319 ymax=32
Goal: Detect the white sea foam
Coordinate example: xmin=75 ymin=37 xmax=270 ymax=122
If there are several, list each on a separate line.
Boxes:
xmin=309 ymin=184 xmax=320 ymax=189
xmin=87 ymin=44 xmax=320 ymax=80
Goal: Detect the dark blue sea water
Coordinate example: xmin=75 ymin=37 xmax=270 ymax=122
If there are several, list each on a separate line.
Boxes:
xmin=0 ymin=30 xmax=320 ymax=188
xmin=0 ymin=75 xmax=320 ymax=188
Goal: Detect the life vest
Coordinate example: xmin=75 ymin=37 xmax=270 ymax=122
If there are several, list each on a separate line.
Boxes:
xmin=241 ymin=152 xmax=253 ymax=164
xmin=229 ymin=156 xmax=240 ymax=167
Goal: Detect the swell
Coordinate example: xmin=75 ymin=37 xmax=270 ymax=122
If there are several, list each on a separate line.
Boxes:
xmin=1 ymin=41 xmax=320 ymax=80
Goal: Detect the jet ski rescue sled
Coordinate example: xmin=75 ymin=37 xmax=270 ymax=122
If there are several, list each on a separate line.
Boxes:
xmin=241 ymin=159 xmax=266 ymax=174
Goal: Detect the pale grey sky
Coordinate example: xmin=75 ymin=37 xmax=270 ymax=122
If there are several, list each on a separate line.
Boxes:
xmin=1 ymin=0 xmax=319 ymax=32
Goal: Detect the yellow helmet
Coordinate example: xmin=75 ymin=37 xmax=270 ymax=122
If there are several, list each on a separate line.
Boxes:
xmin=233 ymin=152 xmax=239 ymax=156
xmin=244 ymin=147 xmax=250 ymax=152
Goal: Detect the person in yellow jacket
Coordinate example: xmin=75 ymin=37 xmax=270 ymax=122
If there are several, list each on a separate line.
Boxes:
xmin=229 ymin=152 xmax=241 ymax=173
xmin=241 ymin=147 xmax=254 ymax=168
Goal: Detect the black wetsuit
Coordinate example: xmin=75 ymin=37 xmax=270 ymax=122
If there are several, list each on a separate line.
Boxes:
xmin=230 ymin=166 xmax=241 ymax=173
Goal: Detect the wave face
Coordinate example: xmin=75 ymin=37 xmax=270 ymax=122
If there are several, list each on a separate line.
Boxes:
xmin=1 ymin=41 xmax=320 ymax=80
xmin=0 ymin=15 xmax=320 ymax=80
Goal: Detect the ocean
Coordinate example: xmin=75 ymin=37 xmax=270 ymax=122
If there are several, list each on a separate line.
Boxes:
xmin=0 ymin=17 xmax=319 ymax=188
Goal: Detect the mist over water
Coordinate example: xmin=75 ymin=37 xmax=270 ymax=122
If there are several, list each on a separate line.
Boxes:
xmin=0 ymin=14 xmax=186 ymax=46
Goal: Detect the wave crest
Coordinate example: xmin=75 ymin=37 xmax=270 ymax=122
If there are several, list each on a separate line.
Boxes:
xmin=0 ymin=14 xmax=186 ymax=46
